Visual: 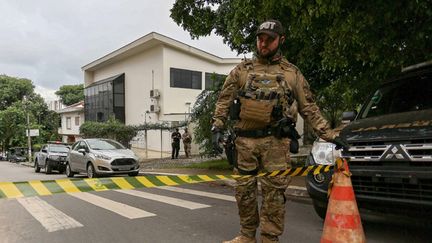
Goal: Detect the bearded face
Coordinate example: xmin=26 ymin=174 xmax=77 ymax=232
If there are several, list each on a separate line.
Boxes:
xmin=256 ymin=34 xmax=283 ymax=58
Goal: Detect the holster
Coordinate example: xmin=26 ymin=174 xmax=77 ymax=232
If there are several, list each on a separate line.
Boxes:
xmin=274 ymin=118 xmax=301 ymax=154
xmin=224 ymin=135 xmax=237 ymax=167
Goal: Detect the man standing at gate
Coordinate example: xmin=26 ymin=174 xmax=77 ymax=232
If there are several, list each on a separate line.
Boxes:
xmin=212 ymin=19 xmax=349 ymax=243
xmin=182 ymin=128 xmax=192 ymax=158
xmin=171 ymin=128 xmax=181 ymax=159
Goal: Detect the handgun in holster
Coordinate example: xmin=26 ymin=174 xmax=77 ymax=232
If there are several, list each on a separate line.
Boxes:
xmin=274 ymin=117 xmax=301 ymax=154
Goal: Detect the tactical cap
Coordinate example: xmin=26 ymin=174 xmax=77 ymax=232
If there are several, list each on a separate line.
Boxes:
xmin=256 ymin=19 xmax=285 ymax=38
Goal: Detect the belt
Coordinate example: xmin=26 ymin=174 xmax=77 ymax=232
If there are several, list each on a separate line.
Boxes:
xmin=235 ymin=128 xmax=274 ymax=138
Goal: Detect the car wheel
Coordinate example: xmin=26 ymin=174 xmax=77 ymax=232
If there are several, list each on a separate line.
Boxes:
xmin=87 ymin=163 xmax=98 ymax=178
xmin=312 ymin=201 xmax=327 ymax=220
xmin=65 ymin=163 xmax=75 ymax=178
xmin=128 ymin=171 xmax=139 ymax=176
xmin=45 ymin=161 xmax=52 ymax=174
xmin=34 ymin=160 xmax=40 ymax=173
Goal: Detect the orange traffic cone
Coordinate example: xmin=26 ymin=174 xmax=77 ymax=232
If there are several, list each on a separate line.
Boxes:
xmin=320 ymin=157 xmax=366 ymax=243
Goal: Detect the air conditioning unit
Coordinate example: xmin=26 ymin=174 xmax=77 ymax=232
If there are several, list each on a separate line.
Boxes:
xmin=150 ymin=104 xmax=160 ymax=113
xmin=150 ymin=89 xmax=160 ymax=98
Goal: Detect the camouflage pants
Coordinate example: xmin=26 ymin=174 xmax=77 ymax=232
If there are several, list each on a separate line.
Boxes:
xmin=183 ymin=142 xmax=191 ymax=157
xmin=234 ymin=136 xmax=291 ymax=240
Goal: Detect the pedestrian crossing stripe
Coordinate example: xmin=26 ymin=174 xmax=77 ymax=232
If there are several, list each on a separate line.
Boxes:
xmin=0 ymin=165 xmax=333 ymax=199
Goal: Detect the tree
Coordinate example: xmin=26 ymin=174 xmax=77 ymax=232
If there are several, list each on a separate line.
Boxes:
xmin=0 ymin=104 xmax=26 ymax=149
xmin=190 ymin=74 xmax=225 ymax=155
xmin=0 ymin=75 xmax=33 ymax=110
xmin=55 ymin=84 xmax=84 ymax=106
xmin=171 ymin=0 xmax=432 ymax=145
xmin=0 ymin=75 xmax=60 ymax=151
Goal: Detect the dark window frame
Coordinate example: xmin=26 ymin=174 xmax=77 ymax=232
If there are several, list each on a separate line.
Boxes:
xmin=205 ymin=72 xmax=226 ymax=90
xmin=84 ymin=73 xmax=125 ymax=123
xmin=170 ymin=68 xmax=202 ymax=89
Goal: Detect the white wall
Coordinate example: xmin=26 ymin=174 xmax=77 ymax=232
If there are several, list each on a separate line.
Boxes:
xmin=60 ymin=111 xmax=84 ymax=135
xmin=90 ymin=46 xmax=164 ymax=126
xmin=161 ymin=47 xmax=238 ymax=122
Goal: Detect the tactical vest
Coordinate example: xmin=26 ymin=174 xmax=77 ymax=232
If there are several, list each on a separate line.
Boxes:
xmin=234 ymin=60 xmax=294 ymax=130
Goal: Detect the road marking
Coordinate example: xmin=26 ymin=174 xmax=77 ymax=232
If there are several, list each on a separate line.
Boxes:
xmin=0 ymin=182 xmax=23 ymax=198
xmin=69 ymin=192 xmax=155 ymax=219
xmin=158 ymin=186 xmax=236 ymax=202
xmin=116 ymin=189 xmax=211 ymax=210
xmin=17 ymin=197 xmax=83 ymax=232
xmin=288 ymin=185 xmax=307 ymax=191
xmin=56 ymin=179 xmax=81 ymax=193
xmin=28 ymin=180 xmax=52 ymax=196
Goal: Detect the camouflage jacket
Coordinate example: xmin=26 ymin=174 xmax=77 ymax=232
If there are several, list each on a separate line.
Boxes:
xmin=213 ymin=56 xmax=336 ymax=141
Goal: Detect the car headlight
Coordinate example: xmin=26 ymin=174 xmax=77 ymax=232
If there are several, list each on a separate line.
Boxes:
xmin=95 ymin=153 xmax=111 ymax=160
xmin=311 ymin=141 xmax=341 ymax=165
xmin=49 ymin=155 xmax=60 ymax=161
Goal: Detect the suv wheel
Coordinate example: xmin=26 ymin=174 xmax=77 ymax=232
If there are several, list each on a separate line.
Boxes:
xmin=87 ymin=163 xmax=98 ymax=178
xmin=45 ymin=161 xmax=52 ymax=174
xmin=34 ymin=160 xmax=40 ymax=173
xmin=312 ymin=201 xmax=327 ymax=220
xmin=65 ymin=163 xmax=75 ymax=178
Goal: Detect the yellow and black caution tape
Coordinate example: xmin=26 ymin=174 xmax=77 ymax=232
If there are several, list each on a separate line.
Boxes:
xmin=0 ymin=165 xmax=333 ymax=199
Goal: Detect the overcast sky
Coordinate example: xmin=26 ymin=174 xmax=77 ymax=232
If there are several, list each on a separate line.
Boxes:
xmin=0 ymin=0 xmax=241 ymax=101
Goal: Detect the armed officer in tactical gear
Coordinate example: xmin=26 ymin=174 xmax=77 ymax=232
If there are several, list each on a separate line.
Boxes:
xmin=212 ymin=19 xmax=349 ymax=243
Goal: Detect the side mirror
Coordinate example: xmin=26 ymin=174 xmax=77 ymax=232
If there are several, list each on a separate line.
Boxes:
xmin=78 ymin=148 xmax=86 ymax=154
xmin=342 ymin=111 xmax=357 ymax=122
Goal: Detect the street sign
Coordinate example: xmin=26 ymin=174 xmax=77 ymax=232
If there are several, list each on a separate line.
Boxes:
xmin=26 ymin=129 xmax=40 ymax=137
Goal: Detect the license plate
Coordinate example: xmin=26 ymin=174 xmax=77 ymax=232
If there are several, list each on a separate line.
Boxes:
xmin=118 ymin=167 xmax=131 ymax=171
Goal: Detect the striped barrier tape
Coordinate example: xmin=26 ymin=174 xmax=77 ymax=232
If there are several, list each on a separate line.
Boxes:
xmin=0 ymin=165 xmax=333 ymax=199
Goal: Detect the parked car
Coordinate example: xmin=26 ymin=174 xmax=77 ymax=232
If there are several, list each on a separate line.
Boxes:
xmin=7 ymin=147 xmax=28 ymax=163
xmin=306 ymin=60 xmax=432 ymax=219
xmin=66 ymin=138 xmax=140 ymax=178
xmin=34 ymin=143 xmax=70 ymax=174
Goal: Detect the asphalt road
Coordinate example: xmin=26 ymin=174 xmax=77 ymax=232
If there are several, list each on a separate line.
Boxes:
xmin=1 ymin=161 xmax=431 ymax=243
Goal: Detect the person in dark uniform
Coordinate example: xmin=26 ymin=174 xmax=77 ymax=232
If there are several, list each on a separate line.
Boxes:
xmin=171 ymin=128 xmax=181 ymax=159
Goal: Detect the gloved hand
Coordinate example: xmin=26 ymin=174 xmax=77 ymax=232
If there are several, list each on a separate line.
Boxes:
xmin=211 ymin=126 xmax=224 ymax=154
xmin=332 ymin=136 xmax=350 ymax=151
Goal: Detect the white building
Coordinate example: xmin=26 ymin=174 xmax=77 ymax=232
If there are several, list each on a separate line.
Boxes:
xmin=46 ymin=99 xmax=65 ymax=111
xmin=81 ymin=32 xmax=241 ymax=155
xmin=57 ymin=101 xmax=84 ymax=144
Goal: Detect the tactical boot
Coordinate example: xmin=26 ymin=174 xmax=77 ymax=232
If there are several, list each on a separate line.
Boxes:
xmin=222 ymin=235 xmax=256 ymax=243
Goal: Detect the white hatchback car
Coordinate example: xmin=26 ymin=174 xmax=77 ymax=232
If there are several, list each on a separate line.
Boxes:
xmin=66 ymin=138 xmax=140 ymax=178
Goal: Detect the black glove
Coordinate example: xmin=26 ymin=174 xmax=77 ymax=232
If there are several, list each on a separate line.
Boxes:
xmin=332 ymin=136 xmax=350 ymax=151
xmin=211 ymin=126 xmax=224 ymax=154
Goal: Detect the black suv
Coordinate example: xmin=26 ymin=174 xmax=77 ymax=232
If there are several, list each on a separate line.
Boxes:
xmin=34 ymin=143 xmax=70 ymax=174
xmin=306 ymin=61 xmax=432 ymax=219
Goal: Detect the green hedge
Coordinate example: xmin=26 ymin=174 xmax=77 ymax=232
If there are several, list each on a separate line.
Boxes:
xmin=79 ymin=117 xmax=137 ymax=146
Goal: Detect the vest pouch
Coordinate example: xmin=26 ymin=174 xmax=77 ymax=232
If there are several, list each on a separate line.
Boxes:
xmin=239 ymin=97 xmax=274 ymax=124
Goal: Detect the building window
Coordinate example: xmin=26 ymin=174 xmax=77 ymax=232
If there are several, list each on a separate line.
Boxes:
xmin=84 ymin=73 xmax=125 ymax=123
xmin=205 ymin=72 xmax=226 ymax=90
xmin=66 ymin=117 xmax=71 ymax=130
xmin=170 ymin=68 xmax=202 ymax=89
xmin=75 ymin=116 xmax=80 ymax=126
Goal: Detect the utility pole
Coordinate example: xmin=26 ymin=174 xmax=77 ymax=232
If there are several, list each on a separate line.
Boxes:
xmin=144 ymin=110 xmax=150 ymax=159
xmin=23 ymin=96 xmax=32 ymax=163
xmin=27 ymin=112 xmax=32 ymax=163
